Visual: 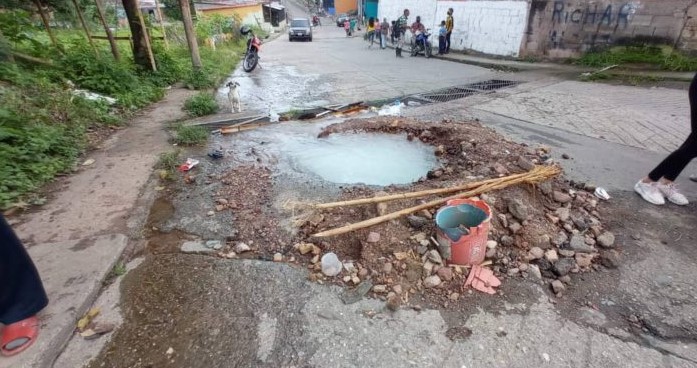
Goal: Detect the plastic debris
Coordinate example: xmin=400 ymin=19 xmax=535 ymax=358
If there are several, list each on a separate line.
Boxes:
xmin=178 ymin=158 xmax=199 ymax=172
xmin=464 ymin=265 xmax=501 ymax=294
xmin=72 ymin=89 xmax=117 ymax=105
xmin=594 ymin=187 xmax=610 ymax=200
xmin=377 ymin=101 xmax=404 ymax=116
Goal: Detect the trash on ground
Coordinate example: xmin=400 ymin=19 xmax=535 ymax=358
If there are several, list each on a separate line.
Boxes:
xmin=207 ymin=149 xmax=224 ymax=159
xmin=435 ymin=199 xmax=492 ymax=265
xmin=82 ymin=158 xmax=95 ymax=166
xmin=465 ymin=265 xmax=501 ymax=294
xmin=71 ymin=89 xmax=117 ymax=105
xmin=76 ymin=307 xmax=101 ymax=331
xmin=80 ymin=322 xmax=115 ymax=340
xmin=594 ymin=187 xmax=610 ymax=200
xmin=178 ymin=158 xmax=199 ymax=172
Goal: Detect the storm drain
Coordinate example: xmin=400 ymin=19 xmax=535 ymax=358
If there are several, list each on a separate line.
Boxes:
xmin=405 ymin=79 xmax=520 ymax=105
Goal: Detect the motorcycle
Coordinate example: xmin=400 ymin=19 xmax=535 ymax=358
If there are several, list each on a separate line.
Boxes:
xmin=241 ymin=26 xmax=262 ymax=72
xmin=410 ymin=29 xmax=432 ymax=58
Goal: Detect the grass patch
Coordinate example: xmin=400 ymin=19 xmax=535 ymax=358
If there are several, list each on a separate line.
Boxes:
xmin=576 ymin=45 xmax=697 ymax=71
xmin=579 ymin=72 xmax=665 ymax=86
xmin=174 ymin=124 xmax=209 ymax=146
xmin=183 ymin=92 xmax=218 ymax=117
xmin=155 ymin=149 xmax=181 ymax=181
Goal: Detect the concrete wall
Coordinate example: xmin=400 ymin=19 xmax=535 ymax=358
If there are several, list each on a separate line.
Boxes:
xmin=198 ymin=4 xmax=263 ymax=26
xmin=378 ymin=0 xmax=529 ymax=57
xmin=522 ymin=0 xmax=695 ymax=58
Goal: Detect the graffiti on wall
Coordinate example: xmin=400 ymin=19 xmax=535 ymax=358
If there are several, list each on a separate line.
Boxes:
xmin=552 ymin=1 xmax=635 ymax=27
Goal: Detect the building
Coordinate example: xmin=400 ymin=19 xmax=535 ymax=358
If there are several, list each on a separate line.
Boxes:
xmin=194 ymin=0 xmax=265 ymax=26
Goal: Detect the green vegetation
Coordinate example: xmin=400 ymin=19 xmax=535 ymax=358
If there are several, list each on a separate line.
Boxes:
xmin=183 ymin=92 xmax=219 ymax=117
xmin=579 ymin=72 xmax=665 ymax=86
xmin=156 ymin=149 xmax=181 ymax=180
xmin=576 ymin=45 xmax=697 ymax=71
xmin=0 ymin=6 xmax=245 ymax=209
xmin=174 ymin=124 xmax=209 ymax=146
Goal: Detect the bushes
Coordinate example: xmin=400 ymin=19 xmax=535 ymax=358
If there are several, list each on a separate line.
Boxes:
xmin=576 ymin=45 xmax=697 ymax=71
xmin=174 ymin=124 xmax=209 ymax=145
xmin=183 ymin=92 xmax=218 ymax=117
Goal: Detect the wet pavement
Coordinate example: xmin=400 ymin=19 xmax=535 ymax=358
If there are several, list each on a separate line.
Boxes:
xmin=78 ymin=4 xmax=697 ymax=368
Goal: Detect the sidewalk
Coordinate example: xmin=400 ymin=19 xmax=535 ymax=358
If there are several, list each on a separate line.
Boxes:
xmin=380 ymin=40 xmax=694 ymax=81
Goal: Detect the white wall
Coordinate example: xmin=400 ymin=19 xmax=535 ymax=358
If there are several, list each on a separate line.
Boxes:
xmin=378 ymin=0 xmax=529 ymax=57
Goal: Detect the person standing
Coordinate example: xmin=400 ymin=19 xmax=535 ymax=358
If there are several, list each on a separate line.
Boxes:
xmin=438 ymin=20 xmax=447 ymax=55
xmin=395 ymin=8 xmax=410 ymax=57
xmin=350 ymin=17 xmax=357 ymax=35
xmin=634 ymin=73 xmax=697 ymax=205
xmin=380 ymin=18 xmax=390 ymax=49
xmin=445 ymin=8 xmax=454 ymax=54
xmin=367 ymin=17 xmax=375 ymax=47
xmin=0 ymin=214 xmax=48 ymax=356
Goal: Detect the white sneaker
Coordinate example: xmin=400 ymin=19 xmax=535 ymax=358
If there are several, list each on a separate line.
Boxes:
xmin=658 ymin=183 xmax=689 ymax=205
xmin=634 ymin=180 xmax=665 ymax=205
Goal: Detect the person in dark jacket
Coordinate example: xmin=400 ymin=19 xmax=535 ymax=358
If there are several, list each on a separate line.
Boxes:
xmin=0 ymin=214 xmax=48 ymax=356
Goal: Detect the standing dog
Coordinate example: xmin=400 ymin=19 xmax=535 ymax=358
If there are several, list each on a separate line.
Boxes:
xmin=226 ymin=81 xmax=241 ymax=113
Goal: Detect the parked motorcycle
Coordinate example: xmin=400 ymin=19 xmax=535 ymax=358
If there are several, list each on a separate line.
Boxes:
xmin=411 ymin=29 xmax=432 ymax=58
xmin=241 ymin=25 xmax=262 ymax=72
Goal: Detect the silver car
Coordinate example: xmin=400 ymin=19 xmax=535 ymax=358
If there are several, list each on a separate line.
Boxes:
xmin=289 ymin=18 xmax=313 ymax=42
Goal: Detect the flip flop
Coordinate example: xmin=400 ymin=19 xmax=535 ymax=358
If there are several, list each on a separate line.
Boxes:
xmin=1 ymin=316 xmax=40 ymax=357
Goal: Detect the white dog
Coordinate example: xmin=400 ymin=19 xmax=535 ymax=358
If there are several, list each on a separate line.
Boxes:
xmin=226 ymin=81 xmax=241 ymax=113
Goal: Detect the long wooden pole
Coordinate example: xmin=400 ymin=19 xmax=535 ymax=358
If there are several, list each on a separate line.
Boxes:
xmin=32 ymin=0 xmax=60 ymax=51
xmin=135 ymin=0 xmax=158 ymax=71
xmin=180 ymin=0 xmax=202 ymax=70
xmin=311 ymin=166 xmax=561 ymax=238
xmin=94 ymin=0 xmax=120 ymax=60
xmin=71 ymin=0 xmax=99 ymax=56
xmin=153 ymin=0 xmax=169 ymax=49
xmin=314 ymin=171 xmax=532 ymax=209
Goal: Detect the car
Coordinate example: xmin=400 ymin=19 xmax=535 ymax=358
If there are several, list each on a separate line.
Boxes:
xmin=289 ymin=18 xmax=313 ymax=42
xmin=336 ymin=13 xmax=349 ymax=27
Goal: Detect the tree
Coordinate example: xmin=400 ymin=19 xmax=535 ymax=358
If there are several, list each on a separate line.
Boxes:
xmin=94 ymin=0 xmax=120 ymax=60
xmin=122 ymin=0 xmax=154 ymax=70
xmin=179 ymin=0 xmax=201 ymax=70
xmin=30 ymin=0 xmax=60 ymax=50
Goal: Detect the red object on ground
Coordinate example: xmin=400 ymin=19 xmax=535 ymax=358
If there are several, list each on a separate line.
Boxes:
xmin=435 ymin=199 xmax=492 ymax=266
xmin=1 ymin=316 xmax=40 ymax=356
xmin=465 ymin=265 xmax=501 ymax=294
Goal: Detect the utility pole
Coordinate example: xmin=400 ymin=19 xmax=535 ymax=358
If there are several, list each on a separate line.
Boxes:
xmin=179 ymin=0 xmax=202 ymax=70
xmin=94 ymin=0 xmax=120 ymax=60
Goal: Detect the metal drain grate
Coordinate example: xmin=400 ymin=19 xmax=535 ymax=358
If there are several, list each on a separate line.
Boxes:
xmin=463 ymin=79 xmax=520 ymax=91
xmin=404 ymin=79 xmax=520 ymax=105
xmin=420 ymin=88 xmax=479 ymax=103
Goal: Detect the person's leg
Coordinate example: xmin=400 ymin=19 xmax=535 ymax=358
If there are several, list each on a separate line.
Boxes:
xmin=0 ymin=214 xmax=48 ymax=355
xmin=445 ymin=31 xmax=451 ymax=53
xmin=637 ymin=73 xmax=697 ymax=204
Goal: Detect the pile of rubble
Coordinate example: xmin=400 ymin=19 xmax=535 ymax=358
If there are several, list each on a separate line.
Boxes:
xmin=293 ymin=117 xmax=621 ymax=304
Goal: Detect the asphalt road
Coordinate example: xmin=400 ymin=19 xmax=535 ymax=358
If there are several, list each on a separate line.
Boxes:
xmin=77 ymin=4 xmax=697 ymax=368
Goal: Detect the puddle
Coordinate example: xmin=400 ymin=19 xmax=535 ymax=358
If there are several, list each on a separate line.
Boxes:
xmin=217 ymin=63 xmax=334 ymax=116
xmin=215 ymin=121 xmax=438 ymax=186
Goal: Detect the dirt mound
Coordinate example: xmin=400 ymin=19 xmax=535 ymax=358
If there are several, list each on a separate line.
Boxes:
xmin=294 ymin=117 xmax=616 ymax=305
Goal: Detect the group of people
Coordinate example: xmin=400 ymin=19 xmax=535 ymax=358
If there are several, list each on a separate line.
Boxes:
xmin=358 ymin=8 xmax=455 ymax=57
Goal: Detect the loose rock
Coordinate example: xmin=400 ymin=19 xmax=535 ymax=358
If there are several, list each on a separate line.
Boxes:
xmin=597 ymin=232 xmax=616 ymax=248
xmin=383 ymin=263 xmax=393 ymax=274
xmin=321 ymin=253 xmax=343 ymax=277
xmin=553 ymin=258 xmax=575 ymax=276
xmin=553 ymin=191 xmax=572 ymax=204
xmin=373 ymin=285 xmax=388 ymax=293
xmin=528 ymin=264 xmax=542 ymax=280
xmin=509 ymin=222 xmax=522 ymax=234
xmin=426 ymin=249 xmax=443 ymax=265
xmin=517 ymin=156 xmax=536 ymax=171
xmin=449 ymin=292 xmax=460 ymax=301
xmin=436 ymin=267 xmax=453 ymax=281
xmin=501 ymin=235 xmax=515 ymax=247
xmin=407 ymin=215 xmax=429 ymax=229
xmin=273 ymin=253 xmax=283 ymax=262
xmin=575 ymin=253 xmax=594 ymax=268
xmin=367 ymin=232 xmax=381 ymax=243
xmin=486 ymin=240 xmax=498 ymax=249
xmin=423 ymin=275 xmax=442 ymax=288
xmin=545 ymin=249 xmax=559 ymax=263
xmin=528 ymin=247 xmax=544 ymax=260
xmin=600 ymin=250 xmax=620 ymax=269
xmin=569 ymin=234 xmax=594 ymax=253
xmin=235 ymin=242 xmax=251 ymax=253
xmin=534 ymin=234 xmax=551 ymax=249
xmin=508 ymin=199 xmax=529 ymax=221
xmin=216 ymin=198 xmax=229 ymax=205
xmin=551 ymin=280 xmax=565 ymax=294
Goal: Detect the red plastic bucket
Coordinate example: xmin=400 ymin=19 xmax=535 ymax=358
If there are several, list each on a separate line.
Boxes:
xmin=435 ymin=199 xmax=492 ymax=266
